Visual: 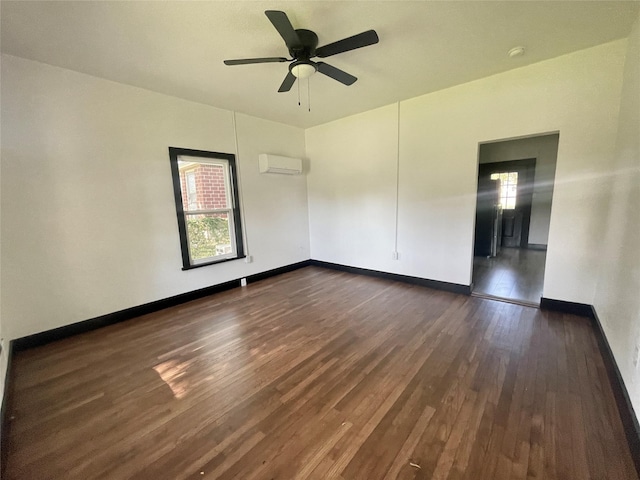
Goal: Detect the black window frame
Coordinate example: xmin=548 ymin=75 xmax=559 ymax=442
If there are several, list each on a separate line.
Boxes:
xmin=168 ymin=147 xmax=245 ymax=270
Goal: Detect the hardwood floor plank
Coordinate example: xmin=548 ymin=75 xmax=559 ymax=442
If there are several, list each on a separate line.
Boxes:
xmin=430 ymin=390 xmax=478 ymax=480
xmin=448 ymin=390 xmax=489 ymax=480
xmin=382 ymin=403 xmax=436 ymax=480
xmin=5 ymin=267 xmax=637 ymax=480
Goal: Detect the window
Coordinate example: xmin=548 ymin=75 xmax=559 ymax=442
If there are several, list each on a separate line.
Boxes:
xmin=491 ymin=171 xmax=518 ymax=209
xmin=169 ymin=147 xmax=244 ymax=269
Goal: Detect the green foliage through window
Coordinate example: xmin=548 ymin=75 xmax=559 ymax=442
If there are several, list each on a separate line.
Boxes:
xmin=186 ymin=216 xmax=231 ymax=261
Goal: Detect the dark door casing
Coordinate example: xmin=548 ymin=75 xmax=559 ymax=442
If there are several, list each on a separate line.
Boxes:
xmin=474 ymin=177 xmax=500 ymax=256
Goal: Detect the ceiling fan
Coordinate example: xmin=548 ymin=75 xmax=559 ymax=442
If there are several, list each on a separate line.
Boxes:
xmin=224 ymin=10 xmax=379 ymax=92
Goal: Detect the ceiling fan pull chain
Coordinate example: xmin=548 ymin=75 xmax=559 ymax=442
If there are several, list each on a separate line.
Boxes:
xmin=308 ymin=78 xmax=311 ymax=112
xmin=297 ymin=78 xmax=301 ymax=106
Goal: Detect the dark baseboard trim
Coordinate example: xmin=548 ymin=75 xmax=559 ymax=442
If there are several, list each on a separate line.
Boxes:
xmin=11 ymin=259 xmax=316 ymax=352
xmin=309 ymin=260 xmax=471 ymax=295
xmin=590 ymin=307 xmax=640 ymax=476
xmin=1 ymin=340 xmax=15 ymax=477
xmin=246 ymin=260 xmax=311 ymax=284
xmin=541 ymin=297 xmax=640 ymax=475
xmin=527 ymin=243 xmax=548 ymax=251
xmin=4 ymin=264 xmax=637 ymax=475
xmin=12 ymin=259 xmax=317 ymax=352
xmin=540 ymin=297 xmax=595 ymax=318
xmin=12 ymin=279 xmax=242 ymax=352
xmin=0 ymin=261 xmax=310 ymax=471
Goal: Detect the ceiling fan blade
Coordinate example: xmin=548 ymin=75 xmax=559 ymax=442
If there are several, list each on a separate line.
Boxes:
xmin=265 ymin=10 xmax=301 ymax=49
xmin=316 ymin=62 xmax=357 ymax=86
xmin=315 ymin=30 xmax=379 ymax=58
xmin=278 ymin=71 xmax=297 ymax=92
xmin=224 ymin=57 xmax=289 ymax=66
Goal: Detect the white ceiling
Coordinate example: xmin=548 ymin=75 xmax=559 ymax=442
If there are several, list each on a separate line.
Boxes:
xmin=2 ymin=1 xmax=638 ymax=128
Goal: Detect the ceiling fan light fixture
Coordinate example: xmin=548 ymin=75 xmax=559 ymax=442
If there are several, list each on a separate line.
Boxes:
xmin=290 ymin=62 xmax=316 ymax=79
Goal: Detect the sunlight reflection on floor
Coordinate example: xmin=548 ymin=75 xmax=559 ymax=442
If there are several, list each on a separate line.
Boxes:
xmin=153 ymin=359 xmax=193 ymax=399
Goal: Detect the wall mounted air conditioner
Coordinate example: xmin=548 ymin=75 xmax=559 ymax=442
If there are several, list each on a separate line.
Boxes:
xmin=258 ymin=154 xmax=303 ymax=175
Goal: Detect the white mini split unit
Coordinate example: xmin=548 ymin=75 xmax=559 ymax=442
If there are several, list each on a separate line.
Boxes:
xmin=258 ymin=154 xmax=303 ymax=175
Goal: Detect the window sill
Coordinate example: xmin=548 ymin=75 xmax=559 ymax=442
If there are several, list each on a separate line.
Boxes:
xmin=182 ymin=255 xmax=246 ymax=271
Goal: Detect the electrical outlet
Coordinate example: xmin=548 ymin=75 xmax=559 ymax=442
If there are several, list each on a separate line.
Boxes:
xmin=392 ymin=251 xmax=399 ymax=260
xmin=241 ymin=278 xmax=247 ymax=287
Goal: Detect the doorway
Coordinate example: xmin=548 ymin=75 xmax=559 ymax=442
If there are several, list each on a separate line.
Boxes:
xmin=472 ymin=134 xmax=559 ymax=305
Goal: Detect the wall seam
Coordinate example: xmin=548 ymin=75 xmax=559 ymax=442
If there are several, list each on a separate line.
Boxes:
xmin=232 ymin=111 xmax=250 ymax=257
xmin=394 ymin=101 xmax=401 ymax=255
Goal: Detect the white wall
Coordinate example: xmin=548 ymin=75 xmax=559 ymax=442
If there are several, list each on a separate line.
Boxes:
xmin=0 ymin=37 xmax=4 ymax=413
xmin=594 ymin=12 xmax=640 ymax=414
xmin=306 ymin=104 xmax=399 ymax=273
xmin=235 ymin=113 xmax=309 ymax=269
xmin=479 ymin=134 xmax=559 ymax=246
xmin=0 ymin=54 xmax=309 ymax=341
xmin=306 ymin=40 xmax=626 ymax=301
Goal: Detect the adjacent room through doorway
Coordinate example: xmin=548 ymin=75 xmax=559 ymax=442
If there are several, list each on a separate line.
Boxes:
xmin=472 ymin=133 xmax=559 ymax=305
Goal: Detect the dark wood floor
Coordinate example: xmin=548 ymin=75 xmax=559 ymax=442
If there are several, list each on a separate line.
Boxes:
xmin=473 ymin=247 xmax=547 ymax=304
xmin=5 ymin=267 xmax=637 ymax=479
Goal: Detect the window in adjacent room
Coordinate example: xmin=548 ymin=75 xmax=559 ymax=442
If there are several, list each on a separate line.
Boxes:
xmin=169 ymin=147 xmax=244 ymax=269
xmin=491 ymin=171 xmax=518 ymax=209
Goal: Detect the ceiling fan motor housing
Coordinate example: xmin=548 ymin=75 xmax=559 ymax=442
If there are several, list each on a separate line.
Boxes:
xmin=290 ymin=29 xmax=319 ymax=59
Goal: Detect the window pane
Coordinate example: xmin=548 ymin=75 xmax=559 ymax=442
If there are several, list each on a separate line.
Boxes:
xmin=491 ymin=171 xmax=518 ymax=209
xmin=185 ymin=213 xmax=232 ymax=262
xmin=178 ymin=161 xmax=229 ymax=211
